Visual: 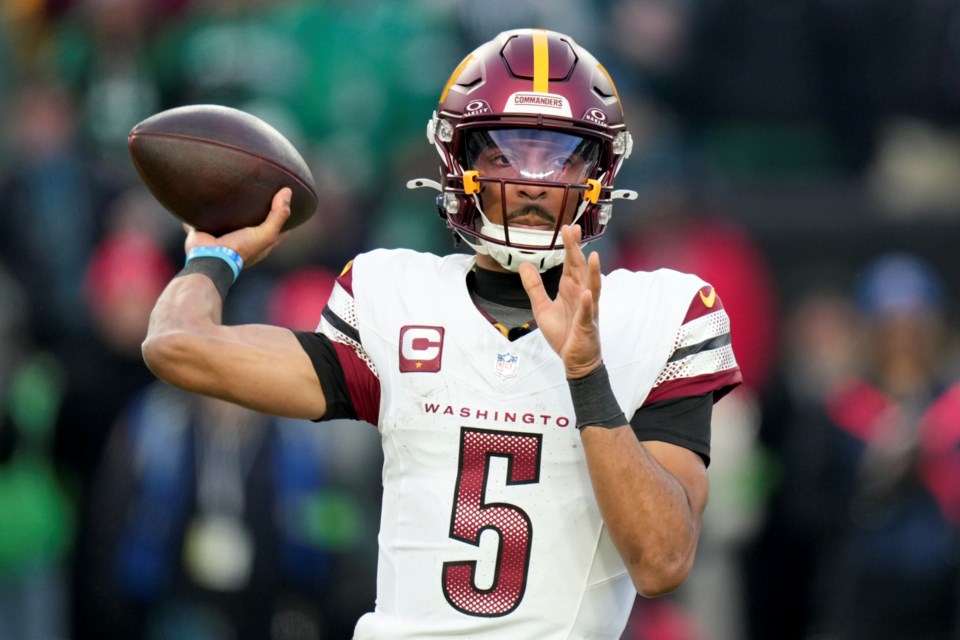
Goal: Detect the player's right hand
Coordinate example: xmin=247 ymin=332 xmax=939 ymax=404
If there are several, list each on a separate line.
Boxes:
xmin=184 ymin=187 xmax=292 ymax=268
xmin=520 ymin=225 xmax=604 ymax=379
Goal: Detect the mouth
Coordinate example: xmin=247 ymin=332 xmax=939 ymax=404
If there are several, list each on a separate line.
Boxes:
xmin=506 ymin=206 xmax=556 ymax=230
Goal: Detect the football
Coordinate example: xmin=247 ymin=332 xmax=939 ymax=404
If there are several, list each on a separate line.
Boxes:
xmin=128 ymin=104 xmax=318 ymax=236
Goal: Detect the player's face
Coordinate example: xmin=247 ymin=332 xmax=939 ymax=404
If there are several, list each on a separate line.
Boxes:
xmin=464 ymin=129 xmax=601 ymax=230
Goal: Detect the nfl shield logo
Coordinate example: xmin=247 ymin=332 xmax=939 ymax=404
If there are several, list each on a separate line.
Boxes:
xmin=494 ymin=352 xmax=519 ymax=380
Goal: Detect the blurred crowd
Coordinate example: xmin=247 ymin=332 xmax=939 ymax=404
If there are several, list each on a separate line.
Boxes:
xmin=2 ymin=1 xmax=960 ymax=639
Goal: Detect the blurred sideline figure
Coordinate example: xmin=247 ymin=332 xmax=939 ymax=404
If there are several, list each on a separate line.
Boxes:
xmin=73 ymin=264 xmax=380 ymax=640
xmin=609 ymin=163 xmax=775 ymax=640
xmin=0 ymin=267 xmax=72 ymax=640
xmin=828 ymin=253 xmax=960 ymax=639
xmin=745 ymin=253 xmax=960 ymax=640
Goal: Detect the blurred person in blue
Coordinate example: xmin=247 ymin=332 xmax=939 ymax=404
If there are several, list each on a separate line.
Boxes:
xmin=0 ymin=79 xmax=124 ymax=353
xmin=75 ymin=264 xmax=378 ymax=640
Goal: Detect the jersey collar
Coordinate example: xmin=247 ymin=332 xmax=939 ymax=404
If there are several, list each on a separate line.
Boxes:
xmin=469 ymin=264 xmax=562 ymax=309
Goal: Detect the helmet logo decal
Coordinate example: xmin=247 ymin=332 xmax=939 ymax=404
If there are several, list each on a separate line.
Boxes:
xmin=504 ymin=92 xmax=572 ymax=117
xmin=583 ymin=108 xmax=607 ymax=125
xmin=464 ymin=100 xmax=492 ymax=115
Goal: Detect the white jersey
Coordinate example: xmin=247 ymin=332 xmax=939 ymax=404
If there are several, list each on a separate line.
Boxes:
xmin=319 ymin=249 xmax=739 ymax=639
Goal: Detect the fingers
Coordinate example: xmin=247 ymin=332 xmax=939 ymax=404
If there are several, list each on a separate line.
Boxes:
xmin=561 ymin=225 xmax=586 ymax=275
xmin=519 ymin=261 xmax=550 ymax=310
xmin=587 ymin=250 xmax=601 ymax=317
xmin=576 ymin=288 xmax=595 ymax=330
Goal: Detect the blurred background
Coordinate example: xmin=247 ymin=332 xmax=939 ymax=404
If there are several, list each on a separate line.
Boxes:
xmin=2 ymin=0 xmax=960 ymax=638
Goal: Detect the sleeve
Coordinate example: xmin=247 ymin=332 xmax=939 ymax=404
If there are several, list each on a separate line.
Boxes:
xmin=314 ymin=259 xmax=382 ymax=425
xmin=292 ymin=331 xmax=358 ymax=421
xmin=630 ymin=393 xmax=713 ymax=466
xmin=644 ymin=284 xmax=742 ymax=406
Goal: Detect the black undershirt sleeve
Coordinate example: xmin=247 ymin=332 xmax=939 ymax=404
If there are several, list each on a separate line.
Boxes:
xmin=292 ymin=330 xmax=358 ymax=421
xmin=630 ymin=393 xmax=713 ymax=466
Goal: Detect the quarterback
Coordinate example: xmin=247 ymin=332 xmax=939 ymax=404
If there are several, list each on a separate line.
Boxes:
xmin=143 ymin=29 xmax=741 ymax=639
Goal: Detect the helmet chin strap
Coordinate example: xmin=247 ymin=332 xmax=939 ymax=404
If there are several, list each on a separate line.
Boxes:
xmin=476 ymin=223 xmax=565 ymax=273
xmin=473 ymin=199 xmax=590 ymax=273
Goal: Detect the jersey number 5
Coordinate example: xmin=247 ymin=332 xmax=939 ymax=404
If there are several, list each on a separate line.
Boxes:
xmin=442 ymin=427 xmax=543 ymax=617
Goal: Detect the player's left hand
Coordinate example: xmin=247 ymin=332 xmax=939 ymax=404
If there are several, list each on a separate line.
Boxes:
xmin=520 ymin=225 xmax=603 ymax=379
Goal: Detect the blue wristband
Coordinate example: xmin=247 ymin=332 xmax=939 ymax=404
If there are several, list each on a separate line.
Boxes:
xmin=185 ymin=246 xmax=244 ymax=282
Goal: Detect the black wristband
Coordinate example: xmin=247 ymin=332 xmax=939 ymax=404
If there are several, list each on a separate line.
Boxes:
xmin=176 ymin=256 xmax=235 ymax=303
xmin=567 ymin=364 xmax=628 ymax=431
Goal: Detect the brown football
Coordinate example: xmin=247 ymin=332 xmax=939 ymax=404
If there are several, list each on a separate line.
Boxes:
xmin=128 ymin=104 xmax=318 ymax=236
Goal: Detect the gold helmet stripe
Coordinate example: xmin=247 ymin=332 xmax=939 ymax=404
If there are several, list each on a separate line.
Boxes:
xmin=439 ymin=54 xmax=474 ymax=104
xmin=532 ymin=29 xmax=549 ymax=93
xmin=596 ymin=62 xmax=624 ymax=116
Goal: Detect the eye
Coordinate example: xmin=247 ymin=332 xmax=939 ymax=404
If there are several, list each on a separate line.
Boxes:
xmin=489 ymin=153 xmax=515 ymax=168
xmin=555 ymin=155 xmax=585 ymax=176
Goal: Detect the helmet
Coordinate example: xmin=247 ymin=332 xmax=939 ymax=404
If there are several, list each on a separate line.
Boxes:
xmin=409 ymin=28 xmax=637 ymax=272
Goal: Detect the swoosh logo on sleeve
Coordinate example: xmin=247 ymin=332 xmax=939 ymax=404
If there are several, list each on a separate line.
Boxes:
xmin=699 ymin=286 xmax=716 ymax=308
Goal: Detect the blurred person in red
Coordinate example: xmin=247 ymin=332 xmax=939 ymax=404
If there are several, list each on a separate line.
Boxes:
xmin=609 ymin=161 xmax=776 ymax=640
xmin=55 ymin=229 xmax=174 ymax=486
xmin=821 ymin=253 xmax=960 ymax=640
xmin=267 ymin=267 xmax=337 ymax=333
xmin=609 ymin=182 xmax=776 ymax=394
xmin=745 ymin=253 xmax=960 ymax=640
xmin=53 ymin=229 xmax=175 ymax=639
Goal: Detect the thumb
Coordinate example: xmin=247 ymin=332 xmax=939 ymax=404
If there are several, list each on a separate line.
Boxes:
xmin=260 ymin=187 xmax=293 ymax=235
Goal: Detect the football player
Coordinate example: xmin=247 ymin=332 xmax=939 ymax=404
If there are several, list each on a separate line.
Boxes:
xmin=143 ymin=28 xmax=742 ymax=639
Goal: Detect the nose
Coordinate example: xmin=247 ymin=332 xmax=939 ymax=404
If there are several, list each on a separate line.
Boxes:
xmin=517 ymin=183 xmax=548 ymax=201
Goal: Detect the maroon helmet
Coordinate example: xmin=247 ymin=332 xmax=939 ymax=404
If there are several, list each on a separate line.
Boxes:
xmin=409 ymin=28 xmax=636 ymax=271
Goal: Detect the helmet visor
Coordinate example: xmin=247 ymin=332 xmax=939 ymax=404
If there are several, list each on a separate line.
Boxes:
xmin=461 ymin=128 xmax=601 ymax=184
